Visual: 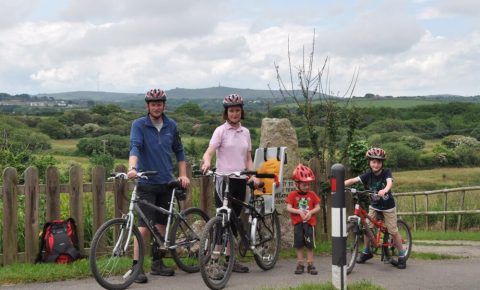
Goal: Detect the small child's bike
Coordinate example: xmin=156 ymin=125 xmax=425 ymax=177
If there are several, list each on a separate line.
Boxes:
xmin=345 ymin=187 xmax=412 ymax=274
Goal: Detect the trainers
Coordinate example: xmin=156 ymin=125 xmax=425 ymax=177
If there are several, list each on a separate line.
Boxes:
xmin=294 ymin=264 xmax=304 ymax=274
xmin=356 ymin=252 xmax=373 ymax=264
xmin=151 ymin=259 xmax=175 ymax=276
xmin=307 ymin=264 xmax=318 ymax=275
xmin=209 ymin=263 xmax=225 ymax=280
xmin=232 ymin=261 xmax=249 ymax=273
xmin=396 ymin=256 xmax=407 ymax=269
xmin=134 ymin=269 xmax=148 ymax=284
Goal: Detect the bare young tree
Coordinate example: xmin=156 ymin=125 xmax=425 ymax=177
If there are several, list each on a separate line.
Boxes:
xmin=269 ymin=30 xmax=359 ymax=176
xmin=270 ymin=31 xmax=359 ymax=236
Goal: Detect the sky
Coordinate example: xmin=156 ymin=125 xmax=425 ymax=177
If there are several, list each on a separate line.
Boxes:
xmin=0 ymin=0 xmax=479 ymax=97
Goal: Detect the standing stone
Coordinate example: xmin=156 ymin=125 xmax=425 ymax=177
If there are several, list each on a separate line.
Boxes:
xmin=259 ymin=118 xmax=300 ymax=177
xmin=259 ymin=118 xmax=300 ymax=248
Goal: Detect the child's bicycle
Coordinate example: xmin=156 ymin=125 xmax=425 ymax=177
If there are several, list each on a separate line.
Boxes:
xmin=345 ymin=187 xmax=412 ymax=274
xmin=89 ymin=171 xmax=209 ymax=290
xmin=197 ymin=169 xmax=281 ymax=290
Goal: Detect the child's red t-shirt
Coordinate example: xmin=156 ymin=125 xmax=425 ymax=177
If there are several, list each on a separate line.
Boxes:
xmin=285 ymin=190 xmax=321 ymax=226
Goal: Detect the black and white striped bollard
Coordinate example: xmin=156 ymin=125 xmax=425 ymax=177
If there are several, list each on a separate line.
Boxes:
xmin=331 ymin=163 xmax=346 ymax=290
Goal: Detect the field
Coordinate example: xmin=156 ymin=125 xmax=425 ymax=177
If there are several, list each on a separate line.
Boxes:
xmin=395 ymin=167 xmax=480 ymax=191
xmin=345 ymin=98 xmax=444 ymax=108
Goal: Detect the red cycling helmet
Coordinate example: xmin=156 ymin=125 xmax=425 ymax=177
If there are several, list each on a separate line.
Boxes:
xmin=145 ymin=89 xmax=166 ymax=102
xmin=223 ymin=94 xmax=244 ymax=108
xmin=366 ymin=147 xmax=386 ymax=160
xmin=292 ymin=164 xmax=315 ymax=182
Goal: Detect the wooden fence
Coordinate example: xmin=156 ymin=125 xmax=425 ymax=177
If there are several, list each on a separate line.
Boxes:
xmin=396 ymin=186 xmax=480 ymax=231
xmin=1 ymin=164 xmax=479 ymax=266
xmin=0 ymin=164 xmax=217 ymax=266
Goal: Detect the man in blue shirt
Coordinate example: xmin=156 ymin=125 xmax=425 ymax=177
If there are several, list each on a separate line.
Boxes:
xmin=128 ymin=88 xmax=190 ymax=283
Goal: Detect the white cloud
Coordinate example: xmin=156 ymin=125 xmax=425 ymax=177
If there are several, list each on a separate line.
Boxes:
xmin=0 ymin=0 xmax=479 ymax=96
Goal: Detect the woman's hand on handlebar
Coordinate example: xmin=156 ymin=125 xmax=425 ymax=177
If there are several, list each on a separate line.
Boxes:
xmin=201 ymin=161 xmax=210 ymax=174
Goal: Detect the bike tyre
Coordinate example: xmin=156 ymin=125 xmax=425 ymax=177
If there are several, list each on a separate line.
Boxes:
xmin=90 ymin=218 xmax=144 ymax=290
xmin=384 ymin=219 xmax=413 ymax=262
xmin=346 ymin=221 xmax=359 ymax=274
xmin=169 ymin=207 xmax=209 ymax=273
xmin=199 ymin=216 xmax=235 ymax=290
xmin=253 ymin=211 xmax=281 ymax=270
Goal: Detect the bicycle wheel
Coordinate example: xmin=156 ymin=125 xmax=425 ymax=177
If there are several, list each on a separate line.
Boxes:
xmin=199 ymin=216 xmax=235 ymax=290
xmin=253 ymin=211 xmax=281 ymax=270
xmin=386 ymin=219 xmax=412 ymax=260
xmin=346 ymin=221 xmax=359 ymax=274
xmin=90 ymin=218 xmax=144 ymax=290
xmin=169 ymin=207 xmax=209 ymax=273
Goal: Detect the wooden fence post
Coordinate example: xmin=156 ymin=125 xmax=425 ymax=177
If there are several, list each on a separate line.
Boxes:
xmin=183 ymin=163 xmax=193 ymax=210
xmin=2 ymin=168 xmax=18 ymax=265
xmin=92 ymin=166 xmax=106 ymax=234
xmin=70 ymin=165 xmax=84 ymax=255
xmin=457 ymin=190 xmax=466 ymax=231
xmin=46 ymin=166 xmax=61 ymax=221
xmin=425 ymin=194 xmax=429 ymax=231
xmin=113 ymin=164 xmax=128 ymax=218
xmin=413 ymin=195 xmax=417 ymax=231
xmin=24 ymin=166 xmax=40 ymax=263
xmin=309 ymin=158 xmax=329 ymax=241
xmin=200 ymin=175 xmax=213 ymax=216
xmin=443 ymin=190 xmax=448 ymax=232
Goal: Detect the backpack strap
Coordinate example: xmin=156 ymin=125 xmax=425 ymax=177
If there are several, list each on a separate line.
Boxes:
xmin=263 ymin=147 xmax=268 ymax=162
xmin=35 ymin=221 xmax=52 ymax=263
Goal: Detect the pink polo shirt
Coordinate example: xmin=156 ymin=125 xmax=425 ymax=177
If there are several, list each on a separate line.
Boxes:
xmin=209 ymin=122 xmax=252 ymax=173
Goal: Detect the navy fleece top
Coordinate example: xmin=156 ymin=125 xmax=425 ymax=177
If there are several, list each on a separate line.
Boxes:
xmin=129 ymin=114 xmax=185 ymax=184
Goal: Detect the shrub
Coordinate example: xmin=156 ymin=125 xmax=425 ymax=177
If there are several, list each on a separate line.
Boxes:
xmin=384 ymin=143 xmax=421 ymax=169
xmin=346 ymin=140 xmax=369 ymax=175
xmin=399 ymin=135 xmax=425 ymax=150
xmin=77 ymin=134 xmax=129 ymax=158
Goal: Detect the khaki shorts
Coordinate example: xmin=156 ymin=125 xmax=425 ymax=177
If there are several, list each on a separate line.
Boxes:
xmin=365 ymin=207 xmax=399 ymax=234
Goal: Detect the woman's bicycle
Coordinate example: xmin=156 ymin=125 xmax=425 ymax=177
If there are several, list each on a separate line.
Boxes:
xmin=197 ymin=169 xmax=281 ymax=290
xmin=89 ymin=171 xmax=209 ymax=290
xmin=345 ymin=187 xmax=412 ymax=274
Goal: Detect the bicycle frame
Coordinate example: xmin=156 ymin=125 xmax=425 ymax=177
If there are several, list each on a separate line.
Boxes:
xmin=349 ymin=204 xmax=389 ymax=248
xmin=111 ymin=173 xmax=188 ymax=252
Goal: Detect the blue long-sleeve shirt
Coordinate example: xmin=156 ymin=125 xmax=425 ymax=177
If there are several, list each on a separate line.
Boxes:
xmin=129 ymin=114 xmax=185 ymax=184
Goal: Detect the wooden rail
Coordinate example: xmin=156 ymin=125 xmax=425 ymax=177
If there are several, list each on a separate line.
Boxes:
xmin=395 ymin=186 xmax=480 ymax=231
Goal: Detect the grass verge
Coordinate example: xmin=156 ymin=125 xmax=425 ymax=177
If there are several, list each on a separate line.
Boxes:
xmin=412 ymin=230 xmax=480 ymax=241
xmin=262 ymin=279 xmax=385 ymax=290
xmin=410 ymin=252 xmax=463 ymax=260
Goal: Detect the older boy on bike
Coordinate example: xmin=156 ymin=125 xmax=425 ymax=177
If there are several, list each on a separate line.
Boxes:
xmin=344 ymin=148 xmax=407 ymax=269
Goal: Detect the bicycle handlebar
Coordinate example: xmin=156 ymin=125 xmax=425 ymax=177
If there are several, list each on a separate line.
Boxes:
xmin=195 ymin=169 xmax=275 ymax=179
xmin=108 ymin=171 xmax=158 ymax=181
xmin=345 ymin=187 xmax=389 ymax=201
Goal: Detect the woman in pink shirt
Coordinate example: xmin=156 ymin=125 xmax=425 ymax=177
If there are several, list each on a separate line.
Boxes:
xmin=201 ymin=93 xmax=257 ymax=273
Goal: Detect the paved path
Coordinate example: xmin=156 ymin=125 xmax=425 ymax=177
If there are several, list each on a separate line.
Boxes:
xmin=2 ymin=256 xmax=480 ymax=290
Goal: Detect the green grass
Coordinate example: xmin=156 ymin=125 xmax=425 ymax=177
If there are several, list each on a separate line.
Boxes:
xmin=412 ymin=230 xmax=480 ymax=241
xmin=394 ymin=167 xmax=480 ymax=192
xmin=410 ymin=252 xmax=462 ymax=260
xmin=346 ymin=98 xmax=442 ymax=109
xmin=262 ymin=279 xmax=385 ymax=290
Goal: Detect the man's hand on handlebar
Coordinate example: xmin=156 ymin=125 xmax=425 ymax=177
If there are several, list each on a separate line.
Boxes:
xmin=178 ymin=176 xmax=190 ymax=188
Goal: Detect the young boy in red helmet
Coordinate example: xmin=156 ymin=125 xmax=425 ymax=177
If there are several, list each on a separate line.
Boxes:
xmin=285 ymin=164 xmax=321 ymax=275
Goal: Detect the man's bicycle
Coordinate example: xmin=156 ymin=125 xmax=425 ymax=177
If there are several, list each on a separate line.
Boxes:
xmin=89 ymin=171 xmax=209 ymax=290
xmin=345 ymin=187 xmax=412 ymax=274
xmin=197 ymin=169 xmax=281 ymax=290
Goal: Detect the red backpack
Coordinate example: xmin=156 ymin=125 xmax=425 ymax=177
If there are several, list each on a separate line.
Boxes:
xmin=36 ymin=218 xmax=80 ymax=264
